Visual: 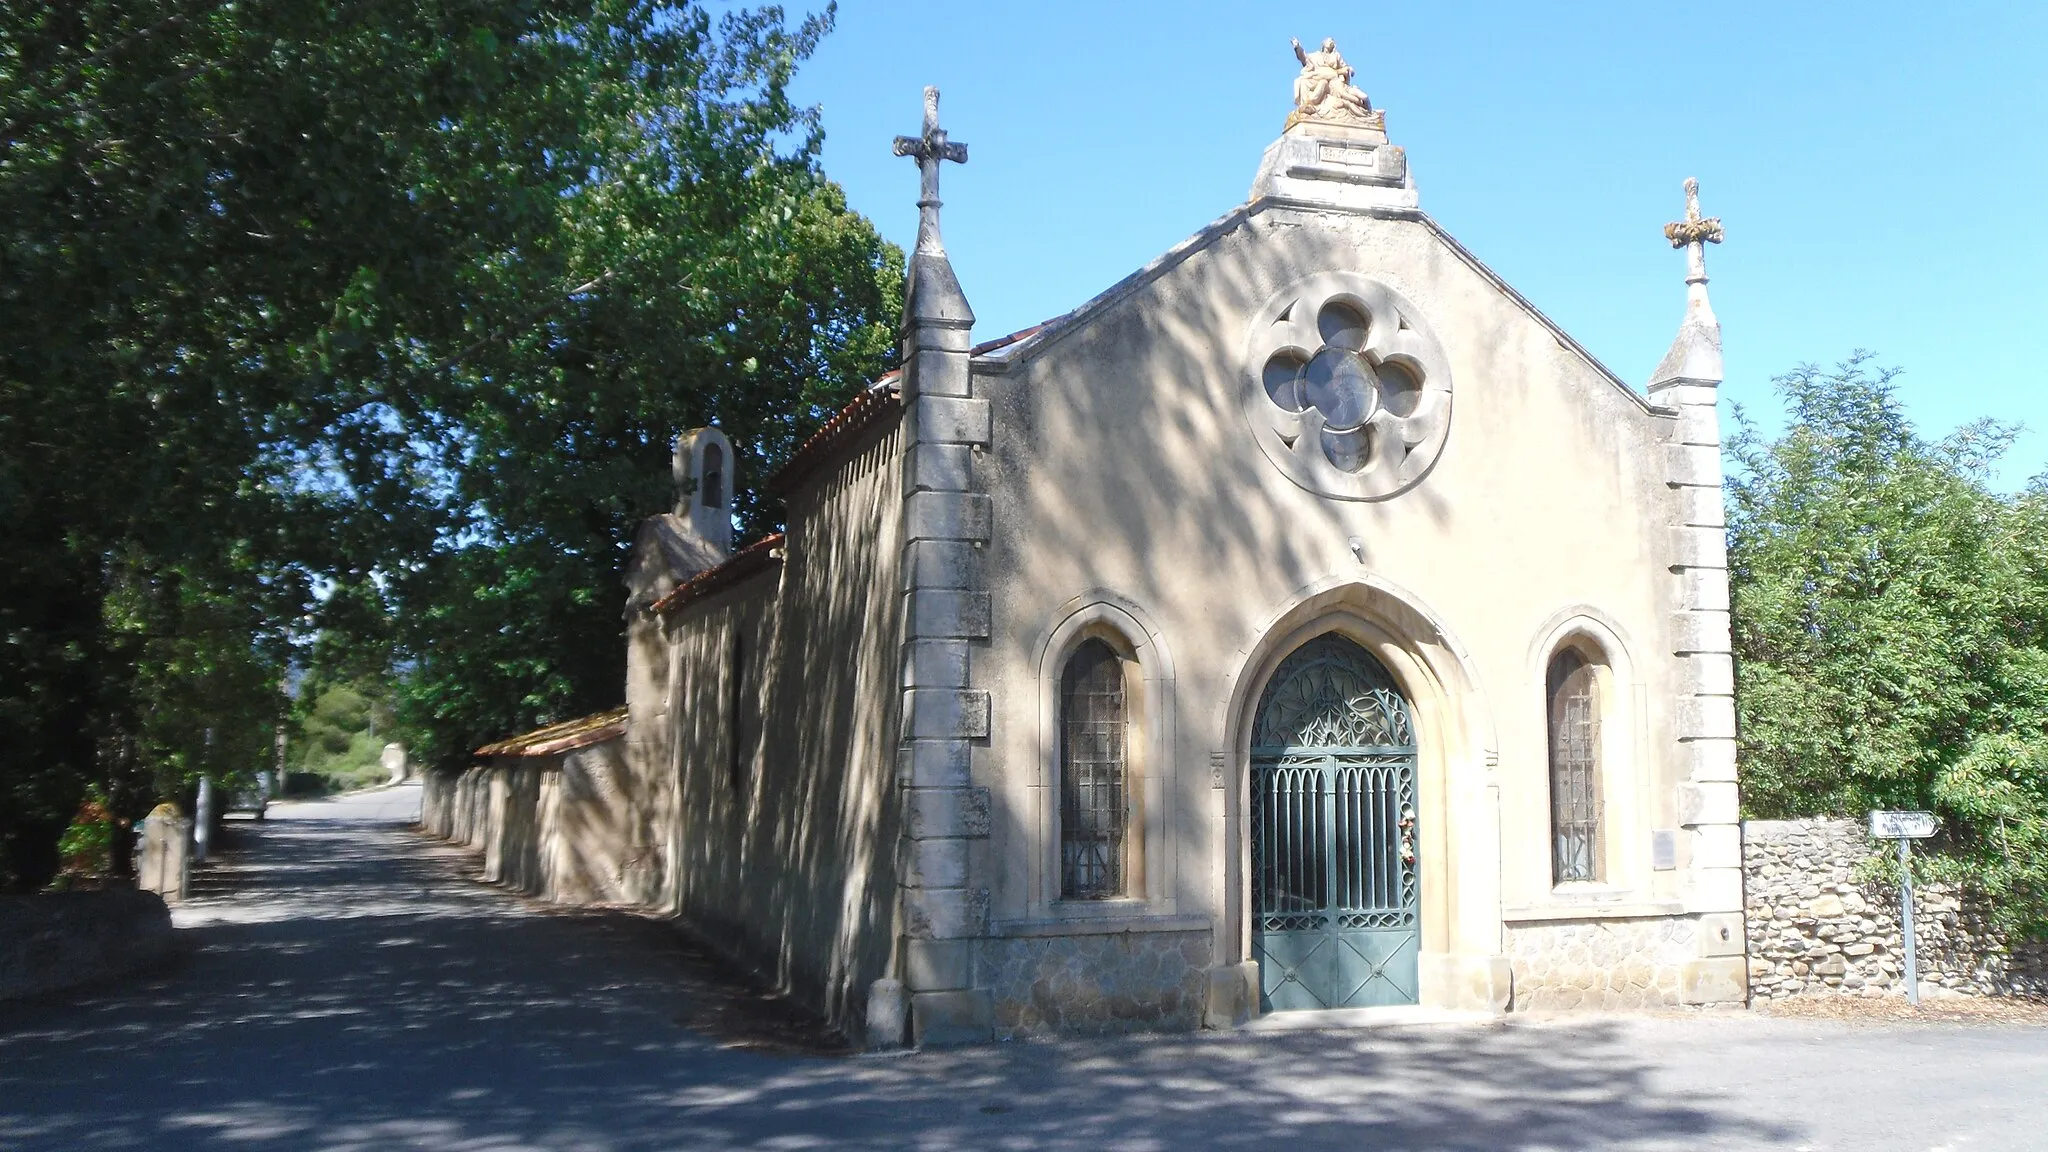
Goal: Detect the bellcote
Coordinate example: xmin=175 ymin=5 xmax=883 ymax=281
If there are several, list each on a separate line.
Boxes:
xmin=672 ymin=426 xmax=734 ymax=556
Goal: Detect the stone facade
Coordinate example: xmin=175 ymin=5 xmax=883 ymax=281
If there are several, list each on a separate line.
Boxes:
xmin=462 ymin=66 xmax=1761 ymax=1047
xmin=980 ymin=927 xmax=1209 ymax=1038
xmin=1506 ymin=918 xmax=1698 ymax=1010
xmin=1744 ymin=818 xmax=2048 ymax=1000
xmin=653 ymin=418 xmax=907 ymax=1042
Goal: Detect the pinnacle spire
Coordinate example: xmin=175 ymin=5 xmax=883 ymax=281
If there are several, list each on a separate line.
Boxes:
xmin=1649 ymin=178 xmax=1725 ymax=391
xmin=892 ymin=86 xmax=973 ymax=329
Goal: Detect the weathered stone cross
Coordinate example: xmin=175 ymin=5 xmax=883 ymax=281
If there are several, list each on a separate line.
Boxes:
xmin=892 ymin=86 xmax=968 ymax=254
xmin=1663 ymin=177 xmax=1725 ymax=287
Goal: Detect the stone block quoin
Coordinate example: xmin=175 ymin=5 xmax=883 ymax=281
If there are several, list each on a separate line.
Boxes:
xmin=890 ymin=215 xmax=995 ymax=1046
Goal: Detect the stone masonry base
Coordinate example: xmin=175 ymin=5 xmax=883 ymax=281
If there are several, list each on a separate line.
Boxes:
xmin=1506 ymin=917 xmax=1699 ymax=1011
xmin=979 ymin=929 xmax=1209 ymax=1039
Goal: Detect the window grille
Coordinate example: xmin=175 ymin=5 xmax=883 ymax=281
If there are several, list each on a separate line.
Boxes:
xmin=1059 ymin=639 xmax=1127 ymax=899
xmin=1547 ymin=648 xmax=1601 ymax=882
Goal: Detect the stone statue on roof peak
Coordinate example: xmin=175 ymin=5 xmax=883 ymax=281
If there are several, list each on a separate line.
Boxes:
xmin=1289 ymin=36 xmax=1381 ymax=131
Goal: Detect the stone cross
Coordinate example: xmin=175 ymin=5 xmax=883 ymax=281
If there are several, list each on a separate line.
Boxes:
xmin=892 ymin=86 xmax=968 ymax=255
xmin=1663 ymin=177 xmax=1724 ymax=287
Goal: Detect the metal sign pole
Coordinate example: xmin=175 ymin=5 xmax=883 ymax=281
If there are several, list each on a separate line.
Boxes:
xmin=1898 ymin=835 xmax=1918 ymax=1007
xmin=1870 ymin=811 xmax=1934 ymax=1007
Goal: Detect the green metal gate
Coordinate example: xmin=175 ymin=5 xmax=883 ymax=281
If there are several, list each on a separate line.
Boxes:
xmin=1250 ymin=634 xmax=1420 ymax=1011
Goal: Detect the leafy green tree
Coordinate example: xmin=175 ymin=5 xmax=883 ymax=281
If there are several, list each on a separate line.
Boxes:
xmin=376 ymin=172 xmax=901 ymax=771
xmin=102 ymin=560 xmax=287 ymax=808
xmin=283 ymin=678 xmax=395 ymax=793
xmin=340 ymin=16 xmax=902 ymax=771
xmin=1728 ymin=354 xmax=2048 ymax=933
xmin=1 ymin=1 xmax=899 ymax=887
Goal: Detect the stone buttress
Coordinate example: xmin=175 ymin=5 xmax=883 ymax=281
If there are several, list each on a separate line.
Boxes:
xmin=884 ymin=87 xmax=996 ymax=1046
xmin=1647 ymin=179 xmax=1748 ymax=1003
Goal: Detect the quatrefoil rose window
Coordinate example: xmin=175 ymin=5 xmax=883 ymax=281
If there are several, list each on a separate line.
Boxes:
xmin=1242 ymin=274 xmax=1453 ymax=500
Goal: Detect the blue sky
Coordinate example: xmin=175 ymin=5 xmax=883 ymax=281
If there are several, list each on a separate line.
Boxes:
xmin=788 ymin=1 xmax=2047 ymax=489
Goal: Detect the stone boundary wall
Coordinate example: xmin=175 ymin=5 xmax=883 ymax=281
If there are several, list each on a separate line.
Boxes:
xmin=1744 ymin=818 xmax=2048 ymax=1000
xmin=0 ymin=890 xmax=182 ymax=1001
xmin=420 ymin=746 xmax=647 ymax=908
xmin=420 ymin=766 xmax=488 ymax=846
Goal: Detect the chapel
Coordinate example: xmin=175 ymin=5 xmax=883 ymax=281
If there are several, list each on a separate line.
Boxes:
xmin=430 ymin=38 xmax=1750 ymax=1045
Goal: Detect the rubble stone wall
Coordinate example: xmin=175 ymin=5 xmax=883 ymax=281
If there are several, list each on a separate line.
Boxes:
xmin=1744 ymin=818 xmax=2048 ymax=1000
xmin=1505 ymin=917 xmax=1697 ymax=1010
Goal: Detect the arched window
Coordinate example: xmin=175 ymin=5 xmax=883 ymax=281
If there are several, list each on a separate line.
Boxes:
xmin=1546 ymin=647 xmax=1602 ymax=883
xmin=701 ymin=443 xmax=726 ymax=509
xmin=1059 ymin=638 xmax=1128 ymax=899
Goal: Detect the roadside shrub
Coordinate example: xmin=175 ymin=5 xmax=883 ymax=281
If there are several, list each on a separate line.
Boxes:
xmin=53 ymin=787 xmax=114 ymax=882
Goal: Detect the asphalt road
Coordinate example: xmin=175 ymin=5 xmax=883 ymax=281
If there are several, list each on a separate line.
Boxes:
xmin=2 ymin=784 xmax=2044 ymax=1151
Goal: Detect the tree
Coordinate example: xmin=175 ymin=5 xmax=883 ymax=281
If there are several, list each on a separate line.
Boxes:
xmin=336 ymin=19 xmax=903 ymax=772
xmin=1 ymin=1 xmax=899 ymax=887
xmin=282 ymin=677 xmax=396 ymax=793
xmin=1727 ymin=354 xmax=2048 ymax=934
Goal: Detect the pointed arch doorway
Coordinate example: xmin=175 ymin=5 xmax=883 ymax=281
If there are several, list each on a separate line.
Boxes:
xmin=1250 ymin=633 xmax=1422 ymax=1011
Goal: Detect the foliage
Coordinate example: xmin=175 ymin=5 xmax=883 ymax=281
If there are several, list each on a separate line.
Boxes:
xmin=287 ymin=680 xmax=396 ymax=793
xmin=1 ymin=1 xmax=899 ymax=887
xmin=1727 ymin=354 xmax=2048 ymax=934
xmin=348 ymin=8 xmax=902 ymax=772
xmin=103 ymin=559 xmax=284 ymax=803
xmin=54 ymin=786 xmax=115 ymax=881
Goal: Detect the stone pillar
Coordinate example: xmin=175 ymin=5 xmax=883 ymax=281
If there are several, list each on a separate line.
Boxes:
xmin=1648 ymin=178 xmax=1745 ymax=1004
xmin=193 ymin=776 xmax=214 ymax=863
xmin=894 ymin=269 xmax=993 ymax=1045
xmin=136 ymin=803 xmax=191 ymax=904
xmin=887 ymin=88 xmax=993 ymax=1047
xmin=382 ymin=743 xmax=409 ymax=785
xmin=1654 ymin=372 xmax=1741 ymax=905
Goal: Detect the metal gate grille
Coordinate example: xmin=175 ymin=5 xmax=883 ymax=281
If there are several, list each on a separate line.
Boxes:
xmin=1250 ymin=634 xmax=1420 ymax=1011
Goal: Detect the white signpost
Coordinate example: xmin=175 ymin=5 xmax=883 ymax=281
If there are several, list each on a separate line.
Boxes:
xmin=1869 ymin=810 xmax=1937 ymax=1005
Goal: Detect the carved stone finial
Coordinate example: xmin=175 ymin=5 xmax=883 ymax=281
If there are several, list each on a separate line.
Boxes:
xmin=892 ymin=85 xmax=969 ymax=256
xmin=892 ymin=86 xmax=974 ymax=329
xmin=1648 ymin=177 xmax=1725 ymax=390
xmin=1663 ymin=177 xmax=1726 ymax=252
xmin=1287 ymin=36 xmax=1384 ymax=132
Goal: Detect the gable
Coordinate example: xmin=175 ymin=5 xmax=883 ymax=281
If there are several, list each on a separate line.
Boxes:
xmin=975 ymin=198 xmax=1657 ymax=420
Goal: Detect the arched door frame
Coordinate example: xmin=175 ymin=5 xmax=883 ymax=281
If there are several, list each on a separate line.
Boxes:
xmin=1215 ymin=575 xmax=1504 ymax=1010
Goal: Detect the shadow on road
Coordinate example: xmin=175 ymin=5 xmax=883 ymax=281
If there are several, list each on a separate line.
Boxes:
xmin=0 ymin=802 xmax=1797 ymax=1150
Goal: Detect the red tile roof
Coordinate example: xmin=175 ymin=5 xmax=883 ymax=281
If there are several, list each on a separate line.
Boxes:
xmin=971 ymin=324 xmax=1044 ymax=357
xmin=765 ymin=324 xmax=1048 ymax=499
xmin=767 ymin=384 xmax=901 ymax=497
xmin=475 ymin=707 xmax=628 ymax=758
xmin=649 ymin=532 xmax=784 ymax=616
